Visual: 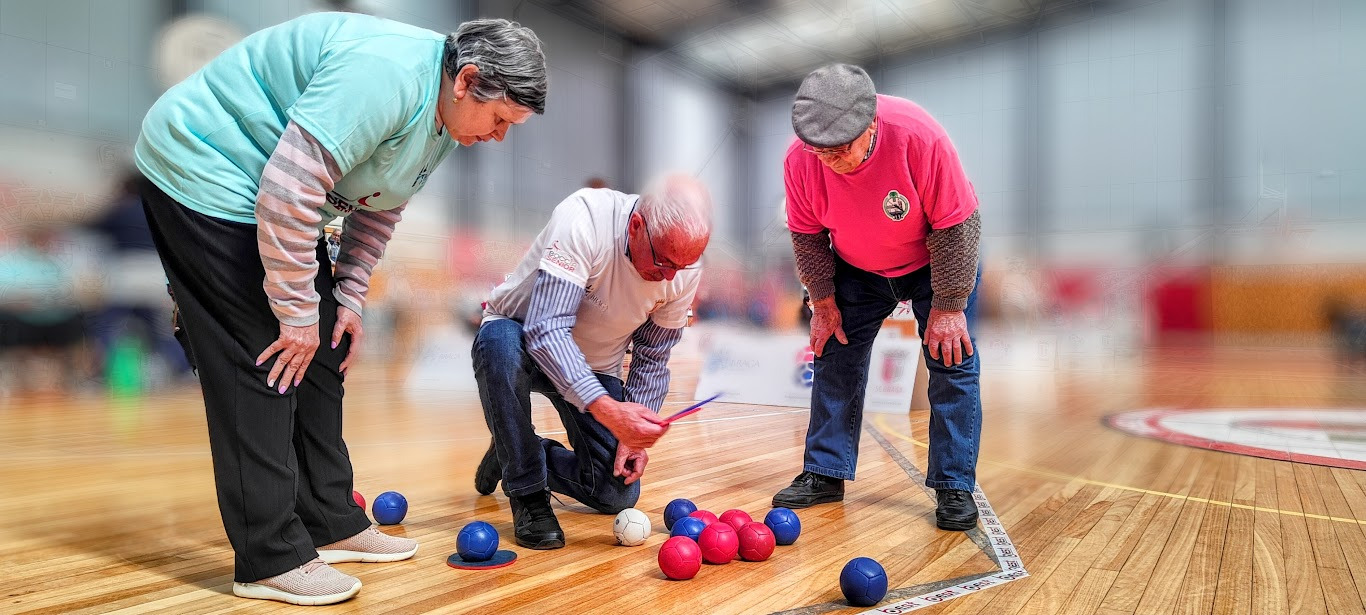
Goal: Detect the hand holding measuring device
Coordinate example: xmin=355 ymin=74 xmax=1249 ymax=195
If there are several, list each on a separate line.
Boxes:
xmin=661 ymin=393 xmax=722 ymax=425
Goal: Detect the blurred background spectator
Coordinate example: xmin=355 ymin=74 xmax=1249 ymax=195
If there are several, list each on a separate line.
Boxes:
xmin=0 ymin=0 xmax=1361 ymax=396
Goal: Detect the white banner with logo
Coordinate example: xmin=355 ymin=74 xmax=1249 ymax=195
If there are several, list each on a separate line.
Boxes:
xmin=692 ymin=324 xmax=921 ymax=413
xmin=404 ymin=326 xmax=478 ymax=393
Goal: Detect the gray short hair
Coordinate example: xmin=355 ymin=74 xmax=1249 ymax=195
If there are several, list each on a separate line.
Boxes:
xmin=638 ymin=174 xmax=713 ymax=245
xmin=443 ymin=18 xmax=548 ymax=114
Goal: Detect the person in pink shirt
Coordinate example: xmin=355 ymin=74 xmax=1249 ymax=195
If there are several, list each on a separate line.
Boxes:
xmin=773 ymin=64 xmax=984 ymax=532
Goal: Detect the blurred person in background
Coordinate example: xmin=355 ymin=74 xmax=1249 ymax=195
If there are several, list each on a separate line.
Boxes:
xmin=471 ymin=175 xmax=711 ymax=550
xmin=376 ymin=260 xmax=416 ymax=381
xmin=87 ymin=170 xmax=192 ymax=385
xmin=134 ymin=12 xmax=547 ymax=605
xmin=1325 ymin=296 xmax=1366 ymax=370
xmin=326 ymin=228 xmax=342 ymax=265
xmin=999 ymin=257 xmax=1044 ymax=333
xmin=0 ymin=226 xmax=87 ymax=394
xmin=773 ymin=64 xmax=985 ymax=533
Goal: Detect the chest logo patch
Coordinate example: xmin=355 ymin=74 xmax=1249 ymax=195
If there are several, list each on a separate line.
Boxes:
xmin=883 ymin=190 xmax=910 ymax=221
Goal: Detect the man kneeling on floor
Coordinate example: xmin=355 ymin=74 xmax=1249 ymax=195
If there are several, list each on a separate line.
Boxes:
xmin=471 ymin=174 xmax=712 ymax=549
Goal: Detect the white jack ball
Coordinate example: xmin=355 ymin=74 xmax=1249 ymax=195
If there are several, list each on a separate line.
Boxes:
xmin=613 ymin=508 xmax=652 ymax=546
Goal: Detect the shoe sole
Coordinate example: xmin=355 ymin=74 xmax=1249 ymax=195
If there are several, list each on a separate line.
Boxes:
xmin=232 ymin=579 xmax=361 ymax=605
xmin=317 ymin=543 xmax=418 ymax=564
xmin=771 ymin=494 xmax=844 ymax=509
xmin=936 ymin=517 xmax=979 ymax=532
xmin=516 ymin=536 xmax=565 ymax=550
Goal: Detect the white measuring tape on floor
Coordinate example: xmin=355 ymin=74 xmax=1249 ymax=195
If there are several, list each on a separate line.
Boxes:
xmin=859 ymin=487 xmax=1029 ymax=614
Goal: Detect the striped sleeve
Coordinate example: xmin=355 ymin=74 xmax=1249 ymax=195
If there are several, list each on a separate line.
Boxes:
xmin=523 ymin=270 xmax=610 ymax=412
xmin=623 ymin=320 xmax=683 ymax=413
xmin=333 ymin=203 xmax=405 ymax=317
xmin=255 ymin=121 xmax=342 ymax=326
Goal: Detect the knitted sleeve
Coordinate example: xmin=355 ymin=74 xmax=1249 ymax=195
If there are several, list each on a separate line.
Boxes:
xmin=925 ymin=209 xmax=981 ymax=311
xmin=791 ymin=230 xmax=836 ymax=302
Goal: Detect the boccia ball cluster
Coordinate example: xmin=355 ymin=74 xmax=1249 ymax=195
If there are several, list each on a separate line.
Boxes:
xmin=361 ymin=488 xmax=888 ymax=606
xmin=653 ymin=499 xmax=798 ymax=581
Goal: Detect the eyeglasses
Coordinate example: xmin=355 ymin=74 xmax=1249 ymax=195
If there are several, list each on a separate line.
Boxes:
xmin=640 ymin=215 xmax=700 ymax=271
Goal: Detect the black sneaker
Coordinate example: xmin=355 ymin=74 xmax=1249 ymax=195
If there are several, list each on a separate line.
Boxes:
xmin=771 ymin=471 xmax=845 ymax=509
xmin=473 ymin=440 xmax=500 ymax=496
xmin=510 ymin=490 xmax=565 ymax=549
xmin=935 ymin=489 xmax=979 ymax=531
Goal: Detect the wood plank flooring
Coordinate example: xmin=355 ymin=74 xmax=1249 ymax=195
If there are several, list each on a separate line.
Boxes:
xmin=3 ymin=336 xmax=1366 ymax=613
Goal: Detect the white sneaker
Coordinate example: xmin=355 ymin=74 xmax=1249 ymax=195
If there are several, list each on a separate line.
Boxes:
xmin=317 ymin=525 xmax=419 ymax=564
xmin=232 ymin=558 xmax=361 ymax=606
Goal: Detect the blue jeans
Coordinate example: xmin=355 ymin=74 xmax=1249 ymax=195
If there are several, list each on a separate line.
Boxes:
xmin=805 ymin=258 xmax=982 ymax=492
xmin=471 ymin=318 xmax=640 ymax=514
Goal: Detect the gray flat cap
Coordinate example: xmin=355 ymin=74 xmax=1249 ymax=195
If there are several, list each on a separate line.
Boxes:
xmin=792 ymin=63 xmax=877 ymax=148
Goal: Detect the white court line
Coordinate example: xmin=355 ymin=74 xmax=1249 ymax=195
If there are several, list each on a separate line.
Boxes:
xmin=859 ymin=487 xmax=1028 ymax=613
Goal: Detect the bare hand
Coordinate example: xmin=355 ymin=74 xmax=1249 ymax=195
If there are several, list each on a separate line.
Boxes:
xmin=589 ymin=398 xmax=670 ymax=449
xmin=924 ymin=308 xmax=973 ymax=367
xmin=614 ymin=444 xmax=648 ymax=485
xmin=331 ymin=305 xmax=363 ymax=372
xmin=255 ymin=322 xmax=319 ymax=394
xmin=809 ymin=296 xmax=848 ymax=358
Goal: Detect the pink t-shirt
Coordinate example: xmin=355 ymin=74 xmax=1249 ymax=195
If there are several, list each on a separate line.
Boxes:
xmin=784 ymin=94 xmax=978 ymax=278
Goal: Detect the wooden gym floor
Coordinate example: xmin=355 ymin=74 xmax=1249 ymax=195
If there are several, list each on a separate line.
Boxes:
xmin=3 ymin=334 xmax=1366 ymax=614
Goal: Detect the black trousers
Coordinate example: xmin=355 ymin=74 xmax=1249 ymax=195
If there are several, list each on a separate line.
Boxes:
xmin=140 ymin=179 xmax=370 ymax=583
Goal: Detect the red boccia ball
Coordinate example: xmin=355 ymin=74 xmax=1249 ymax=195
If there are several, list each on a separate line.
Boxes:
xmin=719 ymin=509 xmax=753 ymax=533
xmin=353 ymin=490 xmax=365 ymax=510
xmin=737 ymin=522 xmax=776 ymax=562
xmin=698 ymin=522 xmax=739 ymax=564
xmin=658 ymin=536 xmax=702 ymax=580
xmin=689 ymin=509 xmax=718 ymax=527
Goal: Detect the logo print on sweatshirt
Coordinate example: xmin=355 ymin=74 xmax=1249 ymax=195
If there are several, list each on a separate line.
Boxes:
xmin=544 ymin=240 xmax=578 ymax=273
xmin=883 ymin=189 xmax=910 ymax=222
xmin=326 ymin=191 xmax=382 ymax=214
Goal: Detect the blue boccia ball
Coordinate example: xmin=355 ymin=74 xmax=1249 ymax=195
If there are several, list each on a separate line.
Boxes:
xmin=663 ymin=498 xmax=698 ymax=531
xmin=764 ymin=507 xmax=802 ymax=545
xmin=457 ymin=521 xmax=499 ymax=562
xmin=840 ymin=557 xmax=889 ymax=607
xmin=669 ymin=515 xmax=707 ymax=542
xmin=372 ymin=491 xmax=408 ymax=525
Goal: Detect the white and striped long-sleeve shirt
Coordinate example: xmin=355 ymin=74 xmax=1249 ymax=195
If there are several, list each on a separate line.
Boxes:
xmin=525 ymin=270 xmax=683 ymax=412
xmin=483 ymin=190 xmax=701 ymax=412
xmin=256 ymin=121 xmax=401 ymax=326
